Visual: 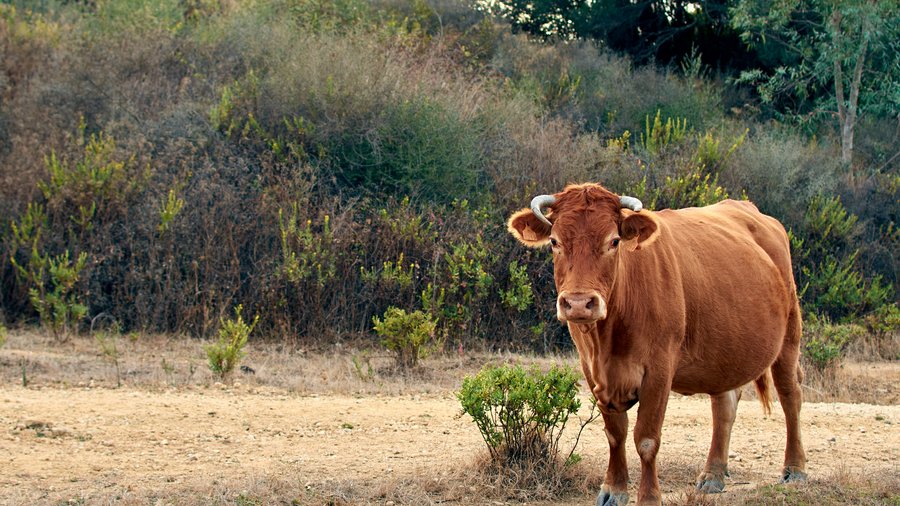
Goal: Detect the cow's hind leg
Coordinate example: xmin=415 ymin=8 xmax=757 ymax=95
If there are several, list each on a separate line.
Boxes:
xmin=696 ymin=388 xmax=742 ymax=493
xmin=772 ymin=302 xmax=807 ymax=482
xmin=596 ymin=411 xmax=629 ymax=506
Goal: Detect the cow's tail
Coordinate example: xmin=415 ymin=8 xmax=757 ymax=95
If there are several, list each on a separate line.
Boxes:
xmin=754 ymin=369 xmax=773 ymax=416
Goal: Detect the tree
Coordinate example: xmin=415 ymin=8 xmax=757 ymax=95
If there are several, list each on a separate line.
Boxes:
xmin=475 ymin=1 xmax=758 ymax=69
xmin=731 ymin=0 xmax=900 ymax=166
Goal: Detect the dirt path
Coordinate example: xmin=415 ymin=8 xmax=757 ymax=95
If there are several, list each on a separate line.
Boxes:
xmin=1 ymin=384 xmax=897 ymax=504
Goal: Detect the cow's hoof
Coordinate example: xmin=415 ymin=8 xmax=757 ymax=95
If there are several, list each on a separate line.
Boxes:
xmin=780 ymin=467 xmax=808 ymax=483
xmin=596 ymin=485 xmax=628 ymax=506
xmin=696 ymin=471 xmax=726 ymax=493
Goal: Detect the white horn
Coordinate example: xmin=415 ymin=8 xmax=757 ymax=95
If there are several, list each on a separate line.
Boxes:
xmin=620 ymin=195 xmax=643 ymax=212
xmin=530 ymin=195 xmax=556 ymax=227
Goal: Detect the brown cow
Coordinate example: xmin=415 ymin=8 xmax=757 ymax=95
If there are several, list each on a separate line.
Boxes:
xmin=507 ymin=183 xmax=806 ymax=506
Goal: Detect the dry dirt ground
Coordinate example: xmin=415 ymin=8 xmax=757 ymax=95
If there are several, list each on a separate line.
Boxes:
xmin=0 ymin=333 xmax=898 ymax=505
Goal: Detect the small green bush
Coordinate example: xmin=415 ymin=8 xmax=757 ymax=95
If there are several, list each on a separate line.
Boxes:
xmin=458 ymin=364 xmax=584 ymax=465
xmin=803 ymin=315 xmax=866 ymax=372
xmin=0 ymin=323 xmax=7 ymax=348
xmin=864 ymin=303 xmax=900 ymax=337
xmin=640 ymin=110 xmax=688 ymax=156
xmin=792 ymin=195 xmax=892 ymax=321
xmin=372 ymin=307 xmax=437 ymax=369
xmin=499 ymin=260 xmax=534 ymax=312
xmin=206 ymin=305 xmax=259 ymax=380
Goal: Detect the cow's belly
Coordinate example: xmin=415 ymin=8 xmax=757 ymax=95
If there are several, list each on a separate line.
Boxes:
xmin=670 ymin=325 xmax=783 ymax=395
xmin=671 ymin=246 xmax=789 ymax=394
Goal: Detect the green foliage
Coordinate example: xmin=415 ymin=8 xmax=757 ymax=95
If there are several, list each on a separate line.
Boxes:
xmin=425 ymin=228 xmax=497 ymax=336
xmin=792 ymin=195 xmax=891 ymax=321
xmin=332 ymin=96 xmax=486 ymax=202
xmin=864 ymin=303 xmax=900 ymax=339
xmin=377 ymin=196 xmax=437 ymax=247
xmin=640 ymin=110 xmax=689 ymax=156
xmin=278 ymin=204 xmax=336 ymax=289
xmin=39 ymin=127 xmax=146 ymax=228
xmin=372 ymin=307 xmax=437 ymax=369
xmin=12 ymin=242 xmax=89 ymax=341
xmin=0 ymin=322 xmax=7 ymax=348
xmin=457 ymin=364 xmax=583 ymax=464
xmin=499 ymin=261 xmax=534 ymax=312
xmin=157 ymin=186 xmax=184 ymax=235
xmin=0 ymin=0 xmax=895 ymax=351
xmin=629 ymin=164 xmax=731 ymax=211
xmin=803 ymin=195 xmax=858 ymax=248
xmin=803 ymin=315 xmax=866 ymax=372
xmin=205 ymin=305 xmax=259 ymax=380
xmin=799 ymin=252 xmax=890 ymax=323
xmin=731 ymin=0 xmax=900 ymax=162
xmin=360 ymin=253 xmax=417 ymax=290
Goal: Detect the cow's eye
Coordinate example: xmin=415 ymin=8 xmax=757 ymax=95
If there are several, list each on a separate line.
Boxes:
xmin=550 ymin=238 xmax=559 ymax=247
xmin=611 ymin=238 xmax=620 ymax=249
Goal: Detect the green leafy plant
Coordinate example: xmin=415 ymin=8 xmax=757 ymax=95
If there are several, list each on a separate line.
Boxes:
xmin=803 ymin=315 xmax=866 ymax=372
xmin=0 ymin=322 xmax=7 ymax=348
xmin=360 ymin=252 xmax=417 ymax=289
xmin=793 ymin=195 xmax=892 ymax=321
xmin=158 ymin=186 xmax=185 ymax=235
xmin=39 ymin=125 xmax=147 ymax=229
xmin=11 ymin=237 xmax=89 ymax=341
xmin=640 ymin=110 xmax=688 ymax=155
xmin=372 ymin=307 xmax=437 ymax=369
xmin=205 ymin=305 xmax=259 ymax=380
xmin=458 ymin=364 xmax=597 ymax=466
xmin=499 ymin=260 xmax=534 ymax=312
xmin=278 ymin=204 xmax=337 ymax=288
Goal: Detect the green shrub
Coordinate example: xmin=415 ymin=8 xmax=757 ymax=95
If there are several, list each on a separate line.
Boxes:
xmin=628 ymin=163 xmax=732 ymax=211
xmin=639 ymin=110 xmax=688 ymax=156
xmin=278 ymin=205 xmax=337 ymax=289
xmin=372 ymin=307 xmax=437 ymax=369
xmin=792 ymin=195 xmax=892 ymax=321
xmin=864 ymin=303 xmax=900 ymax=338
xmin=157 ymin=186 xmax=184 ymax=235
xmin=0 ymin=323 xmax=7 ymax=348
xmin=11 ymin=243 xmax=89 ymax=341
xmin=457 ymin=364 xmax=586 ymax=465
xmin=205 ymin=305 xmax=259 ymax=380
xmin=330 ymin=96 xmax=486 ymax=202
xmin=863 ymin=303 xmax=900 ymax=359
xmin=799 ymin=253 xmax=891 ymax=322
xmin=802 ymin=315 xmax=866 ymax=372
xmin=499 ymin=260 xmax=534 ymax=312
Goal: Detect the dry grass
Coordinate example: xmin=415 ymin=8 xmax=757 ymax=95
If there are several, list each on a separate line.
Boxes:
xmin=800 ymin=361 xmax=900 ymax=405
xmin=2 ymin=328 xmax=898 ymax=506
xmin=0 ymin=328 xmax=577 ymax=395
xmin=13 ymin=458 xmax=893 ymax=506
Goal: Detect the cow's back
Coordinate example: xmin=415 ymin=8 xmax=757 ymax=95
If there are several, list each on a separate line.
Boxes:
xmin=656 ymin=200 xmax=795 ymax=395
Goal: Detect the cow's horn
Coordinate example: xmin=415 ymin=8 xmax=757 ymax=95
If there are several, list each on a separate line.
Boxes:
xmin=530 ymin=195 xmax=556 ymax=227
xmin=620 ymin=195 xmax=643 ymax=212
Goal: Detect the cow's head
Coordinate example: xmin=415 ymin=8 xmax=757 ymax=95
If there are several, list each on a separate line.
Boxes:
xmin=507 ymin=183 xmax=659 ymax=324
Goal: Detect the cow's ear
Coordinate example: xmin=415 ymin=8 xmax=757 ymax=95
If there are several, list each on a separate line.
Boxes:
xmin=620 ymin=210 xmax=659 ymax=250
xmin=508 ymin=208 xmax=552 ymax=247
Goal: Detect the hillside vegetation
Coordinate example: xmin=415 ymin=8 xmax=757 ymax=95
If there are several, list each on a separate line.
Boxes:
xmin=0 ymin=0 xmax=896 ymax=356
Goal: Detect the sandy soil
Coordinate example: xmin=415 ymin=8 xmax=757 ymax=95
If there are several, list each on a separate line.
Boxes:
xmin=1 ymin=383 xmax=897 ymax=505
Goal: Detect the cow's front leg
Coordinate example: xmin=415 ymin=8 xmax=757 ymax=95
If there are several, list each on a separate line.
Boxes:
xmin=596 ymin=410 xmax=629 ymax=506
xmin=633 ymin=375 xmax=672 ymax=506
xmin=696 ymin=388 xmax=742 ymax=493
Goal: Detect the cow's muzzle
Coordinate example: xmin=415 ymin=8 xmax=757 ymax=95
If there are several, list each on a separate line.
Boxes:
xmin=557 ymin=291 xmax=606 ymax=323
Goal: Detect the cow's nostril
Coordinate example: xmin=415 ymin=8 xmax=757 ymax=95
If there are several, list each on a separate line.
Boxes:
xmin=586 ymin=298 xmax=594 ymax=310
xmin=564 ymin=300 xmax=572 ymax=310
